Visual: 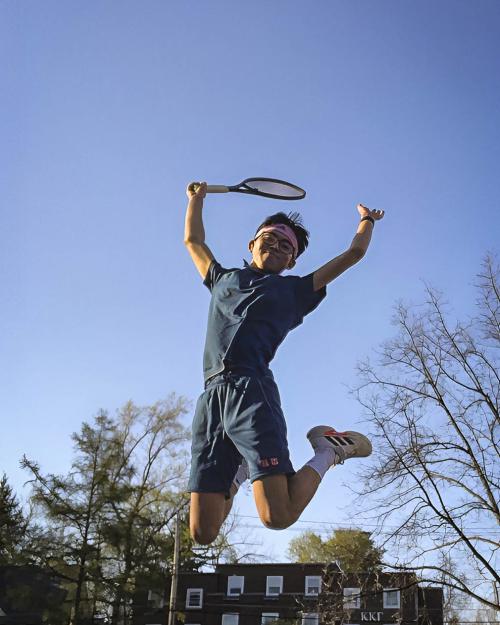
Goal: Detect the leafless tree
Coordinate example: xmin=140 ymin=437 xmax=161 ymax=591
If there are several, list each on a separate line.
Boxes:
xmin=352 ymin=255 xmax=499 ymax=612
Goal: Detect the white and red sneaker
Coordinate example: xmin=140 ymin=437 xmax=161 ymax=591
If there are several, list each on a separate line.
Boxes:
xmin=307 ymin=425 xmax=372 ymax=465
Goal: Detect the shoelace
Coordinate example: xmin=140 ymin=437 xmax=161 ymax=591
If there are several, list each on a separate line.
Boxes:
xmin=324 ymin=433 xmax=357 ymax=463
xmin=332 ymin=445 xmax=347 ymax=465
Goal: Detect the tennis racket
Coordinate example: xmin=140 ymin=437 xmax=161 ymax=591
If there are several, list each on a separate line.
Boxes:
xmin=190 ymin=177 xmax=306 ymax=200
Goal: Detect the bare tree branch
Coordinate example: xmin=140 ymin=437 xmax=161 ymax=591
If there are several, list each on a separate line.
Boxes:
xmin=352 ymin=256 xmax=500 ymax=611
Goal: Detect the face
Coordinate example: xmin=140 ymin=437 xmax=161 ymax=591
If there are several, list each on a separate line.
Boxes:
xmin=249 ymin=231 xmax=296 ymax=273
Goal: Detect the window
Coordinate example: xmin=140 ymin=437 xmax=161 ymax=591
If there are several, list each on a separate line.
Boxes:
xmin=186 ymin=588 xmax=203 ymax=609
xmin=222 ymin=615 xmax=239 ymax=625
xmin=305 ymin=575 xmax=321 ymax=596
xmin=383 ymin=588 xmax=401 ymax=608
xmin=227 ymin=575 xmax=245 ymax=596
xmin=343 ymin=587 xmax=361 ymax=609
xmin=261 ymin=614 xmax=280 ymax=625
xmin=301 ymin=614 xmax=319 ymax=625
xmin=266 ymin=576 xmax=283 ymax=596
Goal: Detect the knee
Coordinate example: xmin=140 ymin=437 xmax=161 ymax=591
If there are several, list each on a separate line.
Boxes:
xmin=259 ymin=507 xmax=294 ymax=530
xmin=190 ymin=522 xmax=220 ymax=545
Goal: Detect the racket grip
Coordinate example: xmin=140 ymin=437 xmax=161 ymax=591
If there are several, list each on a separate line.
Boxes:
xmin=206 ymin=185 xmax=229 ymax=193
xmin=190 ymin=183 xmax=229 ymax=193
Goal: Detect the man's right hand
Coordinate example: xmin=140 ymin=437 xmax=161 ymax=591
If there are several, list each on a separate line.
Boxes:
xmin=187 ymin=181 xmax=207 ymax=201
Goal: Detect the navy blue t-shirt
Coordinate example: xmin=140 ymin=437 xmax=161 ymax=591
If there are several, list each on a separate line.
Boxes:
xmin=202 ymin=260 xmax=327 ymax=381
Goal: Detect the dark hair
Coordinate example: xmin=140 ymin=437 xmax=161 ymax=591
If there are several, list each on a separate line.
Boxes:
xmin=254 ymin=211 xmax=310 ymax=257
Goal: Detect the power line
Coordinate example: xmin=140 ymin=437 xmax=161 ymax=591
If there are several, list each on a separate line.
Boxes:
xmin=230 ymin=512 xmax=500 ymax=534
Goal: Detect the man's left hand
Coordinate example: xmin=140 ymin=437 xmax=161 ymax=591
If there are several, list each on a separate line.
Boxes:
xmin=357 ymin=203 xmax=385 ymax=221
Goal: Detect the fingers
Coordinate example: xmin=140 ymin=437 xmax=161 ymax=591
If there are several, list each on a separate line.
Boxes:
xmin=357 ymin=203 xmax=385 ymax=220
xmin=187 ymin=181 xmax=207 ymax=199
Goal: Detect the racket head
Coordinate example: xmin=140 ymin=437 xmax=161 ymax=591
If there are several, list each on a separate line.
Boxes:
xmin=237 ymin=177 xmax=306 ymax=200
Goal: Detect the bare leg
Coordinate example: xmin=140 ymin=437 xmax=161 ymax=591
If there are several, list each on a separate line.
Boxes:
xmin=252 ymin=466 xmax=321 ymax=530
xmin=190 ymin=484 xmax=237 ymax=545
xmin=252 ymin=426 xmax=372 ymax=529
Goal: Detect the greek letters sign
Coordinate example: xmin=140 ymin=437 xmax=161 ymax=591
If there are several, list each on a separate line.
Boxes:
xmin=361 ymin=612 xmax=384 ymax=621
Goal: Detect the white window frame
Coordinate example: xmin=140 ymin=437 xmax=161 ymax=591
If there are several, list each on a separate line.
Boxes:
xmin=227 ymin=575 xmax=245 ymax=596
xmin=186 ymin=587 xmax=203 ymax=609
xmin=222 ymin=614 xmax=239 ymax=625
xmin=301 ymin=613 xmax=319 ymax=625
xmin=383 ymin=588 xmax=401 ymax=608
xmin=266 ymin=575 xmax=283 ymax=596
xmin=343 ymin=587 xmax=361 ymax=609
xmin=305 ymin=575 xmax=321 ymax=596
xmin=261 ymin=613 xmax=280 ymax=625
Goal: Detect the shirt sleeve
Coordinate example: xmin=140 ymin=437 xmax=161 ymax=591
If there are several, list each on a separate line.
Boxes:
xmin=203 ymin=260 xmax=230 ymax=291
xmin=294 ymin=272 xmax=327 ymax=320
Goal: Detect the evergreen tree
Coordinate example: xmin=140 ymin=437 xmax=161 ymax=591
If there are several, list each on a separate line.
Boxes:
xmin=21 ymin=394 xmax=242 ymax=623
xmin=22 ymin=411 xmax=118 ymax=625
xmin=0 ymin=473 xmax=26 ymax=565
xmin=22 ymin=396 xmax=194 ymax=623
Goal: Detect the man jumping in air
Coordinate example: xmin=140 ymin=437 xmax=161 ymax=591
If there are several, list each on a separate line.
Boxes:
xmin=184 ymin=181 xmax=385 ymax=544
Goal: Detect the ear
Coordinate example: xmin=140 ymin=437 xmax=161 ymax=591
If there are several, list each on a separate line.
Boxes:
xmin=248 ymin=240 xmax=255 ymax=252
xmin=287 ymin=258 xmax=296 ymax=269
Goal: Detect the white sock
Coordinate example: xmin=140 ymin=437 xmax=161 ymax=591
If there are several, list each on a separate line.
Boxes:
xmin=232 ymin=462 xmax=249 ymax=491
xmin=305 ymin=447 xmax=339 ymax=479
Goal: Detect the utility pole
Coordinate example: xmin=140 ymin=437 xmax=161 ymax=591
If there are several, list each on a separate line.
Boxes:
xmin=168 ymin=512 xmax=181 ymax=625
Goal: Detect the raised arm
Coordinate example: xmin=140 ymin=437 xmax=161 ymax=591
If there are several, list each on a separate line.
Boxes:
xmin=312 ymin=203 xmax=385 ymax=291
xmin=184 ymin=181 xmax=215 ymax=279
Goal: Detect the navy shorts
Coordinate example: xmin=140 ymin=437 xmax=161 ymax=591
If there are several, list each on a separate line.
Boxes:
xmin=187 ymin=371 xmax=295 ymax=496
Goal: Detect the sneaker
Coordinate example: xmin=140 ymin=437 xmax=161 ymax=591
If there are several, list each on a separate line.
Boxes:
xmin=307 ymin=425 xmax=372 ymax=465
xmin=233 ymin=458 xmax=249 ymax=490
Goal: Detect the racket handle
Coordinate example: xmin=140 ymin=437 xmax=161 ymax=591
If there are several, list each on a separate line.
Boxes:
xmin=190 ymin=183 xmax=229 ymax=194
xmin=206 ymin=185 xmax=229 ymax=193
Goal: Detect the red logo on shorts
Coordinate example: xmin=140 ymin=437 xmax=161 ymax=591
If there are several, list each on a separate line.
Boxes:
xmin=258 ymin=457 xmax=279 ymax=468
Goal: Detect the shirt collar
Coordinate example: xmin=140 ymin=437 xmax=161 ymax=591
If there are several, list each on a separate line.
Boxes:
xmin=243 ymin=259 xmax=268 ymax=275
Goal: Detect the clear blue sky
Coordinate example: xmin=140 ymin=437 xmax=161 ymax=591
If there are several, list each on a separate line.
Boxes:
xmin=1 ymin=0 xmax=499 ymax=561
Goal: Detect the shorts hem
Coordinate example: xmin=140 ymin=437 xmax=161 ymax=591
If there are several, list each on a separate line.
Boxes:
xmin=187 ymin=486 xmax=232 ymax=499
xmin=250 ymin=468 xmax=296 ymax=483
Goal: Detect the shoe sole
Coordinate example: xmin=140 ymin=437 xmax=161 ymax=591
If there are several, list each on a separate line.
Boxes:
xmin=307 ymin=425 xmax=372 ymax=458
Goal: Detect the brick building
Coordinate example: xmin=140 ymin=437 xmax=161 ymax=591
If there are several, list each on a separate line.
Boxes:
xmin=133 ymin=562 xmax=443 ymax=625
